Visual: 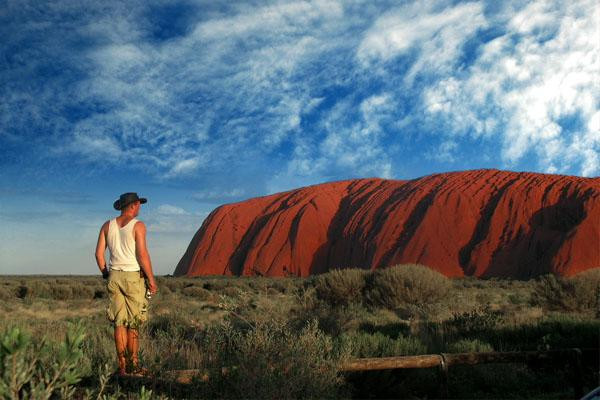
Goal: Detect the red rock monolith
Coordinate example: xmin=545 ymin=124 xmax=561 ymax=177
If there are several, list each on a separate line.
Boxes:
xmin=174 ymin=170 xmax=599 ymax=278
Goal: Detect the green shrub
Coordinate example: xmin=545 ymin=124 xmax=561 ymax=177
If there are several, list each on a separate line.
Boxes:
xmin=365 ymin=264 xmax=450 ymax=309
xmin=182 ymin=286 xmax=213 ymax=300
xmin=570 ymin=269 xmax=600 ymax=312
xmin=164 ymin=279 xmax=186 ymax=293
xmin=27 ymin=281 xmax=52 ymax=299
xmin=51 ymin=285 xmax=72 ymax=300
xmin=200 ymin=319 xmax=345 ymax=399
xmin=146 ymin=314 xmax=196 ymax=340
xmin=339 ymin=331 xmax=426 ymax=358
xmin=0 ymin=323 xmax=86 ymax=399
xmin=447 ymin=305 xmax=504 ymax=336
xmin=532 ymin=272 xmax=600 ymax=312
xmin=267 ymin=278 xmax=297 ymax=294
xmin=447 ymin=339 xmax=494 ymax=353
xmin=222 ymin=286 xmax=242 ymax=298
xmin=0 ymin=286 xmax=15 ymax=300
xmin=313 ymin=303 xmax=370 ymax=336
xmin=313 ymin=268 xmax=369 ymax=306
xmin=71 ymin=285 xmax=94 ymax=300
xmin=158 ymin=284 xmax=173 ymax=298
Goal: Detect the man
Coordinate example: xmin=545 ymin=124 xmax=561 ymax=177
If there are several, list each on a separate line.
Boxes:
xmin=95 ymin=192 xmax=158 ymax=376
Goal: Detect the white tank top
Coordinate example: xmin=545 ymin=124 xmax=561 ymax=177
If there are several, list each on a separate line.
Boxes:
xmin=107 ymin=218 xmax=140 ymax=271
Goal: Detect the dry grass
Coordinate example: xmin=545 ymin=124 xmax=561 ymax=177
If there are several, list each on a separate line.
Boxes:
xmin=1 ymin=269 xmax=599 ymax=399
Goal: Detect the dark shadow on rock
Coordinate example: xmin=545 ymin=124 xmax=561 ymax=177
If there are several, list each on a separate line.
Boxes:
xmin=482 ymin=189 xmax=592 ymax=279
xmin=459 ymin=177 xmax=520 ymax=276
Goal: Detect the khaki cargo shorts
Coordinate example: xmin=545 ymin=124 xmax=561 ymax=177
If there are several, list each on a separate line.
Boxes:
xmin=106 ymin=270 xmax=148 ymax=328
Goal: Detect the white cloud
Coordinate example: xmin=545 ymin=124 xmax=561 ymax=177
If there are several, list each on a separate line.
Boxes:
xmin=191 ymin=188 xmax=246 ymax=202
xmin=167 ymin=158 xmax=202 ymax=177
xmin=146 ymin=204 xmax=206 ymax=233
xmin=3 ymin=0 xmax=599 ymax=190
xmin=156 ymin=204 xmax=188 ymax=215
xmin=426 ymin=140 xmax=458 ymax=163
xmin=358 ymin=1 xmax=487 ymax=79
xmin=422 ymin=0 xmax=600 ymax=176
xmin=52 ymin=0 xmax=351 ymax=180
xmin=270 ymin=91 xmax=395 ymax=192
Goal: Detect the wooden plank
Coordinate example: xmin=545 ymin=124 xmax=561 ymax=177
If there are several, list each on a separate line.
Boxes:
xmin=340 ymin=355 xmax=442 ymax=371
xmin=340 ymin=349 xmax=582 ymax=371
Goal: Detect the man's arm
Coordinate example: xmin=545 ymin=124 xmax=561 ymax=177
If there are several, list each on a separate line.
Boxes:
xmin=134 ymin=221 xmax=158 ymax=294
xmin=95 ymin=221 xmax=109 ymax=278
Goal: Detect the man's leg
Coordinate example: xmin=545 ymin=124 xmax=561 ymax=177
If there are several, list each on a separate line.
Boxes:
xmin=126 ymin=328 xmax=139 ymax=368
xmin=114 ymin=325 xmax=128 ymax=374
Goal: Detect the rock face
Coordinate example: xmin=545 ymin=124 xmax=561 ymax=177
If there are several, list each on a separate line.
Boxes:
xmin=174 ymin=170 xmax=600 ymax=278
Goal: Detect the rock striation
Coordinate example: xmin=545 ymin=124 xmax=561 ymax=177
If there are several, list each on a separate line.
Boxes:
xmin=174 ymin=170 xmax=599 ymax=278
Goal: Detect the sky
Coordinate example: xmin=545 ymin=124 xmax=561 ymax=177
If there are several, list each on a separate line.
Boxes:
xmin=1 ymin=0 xmax=598 ymax=275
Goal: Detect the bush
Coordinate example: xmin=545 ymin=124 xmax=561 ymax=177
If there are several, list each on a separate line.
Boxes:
xmin=51 ymin=285 xmax=72 ymax=300
xmin=71 ymin=285 xmax=94 ymax=300
xmin=200 ymin=319 xmax=345 ymax=399
xmin=0 ymin=323 xmax=86 ymax=399
xmin=26 ymin=281 xmax=52 ymax=299
xmin=532 ymin=273 xmax=600 ymax=312
xmin=147 ymin=314 xmax=196 ymax=340
xmin=222 ymin=286 xmax=242 ymax=298
xmin=313 ymin=303 xmax=370 ymax=336
xmin=313 ymin=268 xmax=369 ymax=306
xmin=164 ymin=279 xmax=186 ymax=293
xmin=365 ymin=264 xmax=450 ymax=309
xmin=339 ymin=331 xmax=426 ymax=358
xmin=447 ymin=305 xmax=504 ymax=336
xmin=0 ymin=286 xmax=15 ymax=300
xmin=182 ymin=286 xmax=213 ymax=300
xmin=447 ymin=339 xmax=494 ymax=353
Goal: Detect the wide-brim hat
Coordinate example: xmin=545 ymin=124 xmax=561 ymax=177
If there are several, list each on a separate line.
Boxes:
xmin=113 ymin=192 xmax=147 ymax=210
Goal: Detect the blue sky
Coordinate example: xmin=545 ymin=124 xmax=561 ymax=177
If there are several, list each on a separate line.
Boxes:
xmin=1 ymin=0 xmax=598 ymax=275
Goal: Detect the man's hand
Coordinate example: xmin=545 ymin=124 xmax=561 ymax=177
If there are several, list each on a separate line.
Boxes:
xmin=148 ymin=278 xmax=158 ymax=295
xmin=102 ymin=269 xmax=109 ymax=280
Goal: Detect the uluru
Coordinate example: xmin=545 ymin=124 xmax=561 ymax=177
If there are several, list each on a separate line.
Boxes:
xmin=174 ymin=170 xmax=599 ymax=279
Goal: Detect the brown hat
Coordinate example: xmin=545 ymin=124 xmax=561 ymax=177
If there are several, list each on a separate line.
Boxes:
xmin=113 ymin=192 xmax=147 ymax=210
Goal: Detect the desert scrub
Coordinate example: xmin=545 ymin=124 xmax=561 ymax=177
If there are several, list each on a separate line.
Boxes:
xmin=313 ymin=268 xmax=369 ymax=306
xmin=446 ymin=338 xmax=494 ymax=353
xmin=0 ymin=286 xmax=15 ymax=301
xmin=0 ymin=322 xmax=86 ymax=399
xmin=50 ymin=284 xmax=73 ymax=301
xmin=199 ymin=319 xmax=346 ymax=399
xmin=365 ymin=264 xmax=450 ymax=309
xmin=70 ymin=284 xmax=94 ymax=300
xmin=532 ymin=272 xmax=600 ymax=312
xmin=182 ymin=285 xmax=213 ymax=300
xmin=338 ymin=331 xmax=426 ymax=358
xmin=446 ymin=305 xmax=504 ymax=336
xmin=312 ymin=303 xmax=372 ymax=336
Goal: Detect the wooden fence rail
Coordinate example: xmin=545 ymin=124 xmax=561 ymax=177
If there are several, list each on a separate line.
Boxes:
xmin=120 ymin=348 xmax=597 ymax=399
xmin=340 ymin=348 xmax=586 ymax=371
xmin=340 ymin=348 xmax=593 ymax=399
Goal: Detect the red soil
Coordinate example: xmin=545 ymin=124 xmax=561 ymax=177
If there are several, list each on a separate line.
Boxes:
xmin=174 ymin=170 xmax=600 ymax=278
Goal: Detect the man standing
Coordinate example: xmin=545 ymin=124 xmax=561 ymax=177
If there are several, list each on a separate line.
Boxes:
xmin=95 ymin=192 xmax=158 ymax=376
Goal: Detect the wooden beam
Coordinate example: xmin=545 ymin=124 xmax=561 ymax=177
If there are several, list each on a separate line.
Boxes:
xmin=340 ymin=355 xmax=443 ymax=371
xmin=340 ymin=348 xmax=586 ymax=371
